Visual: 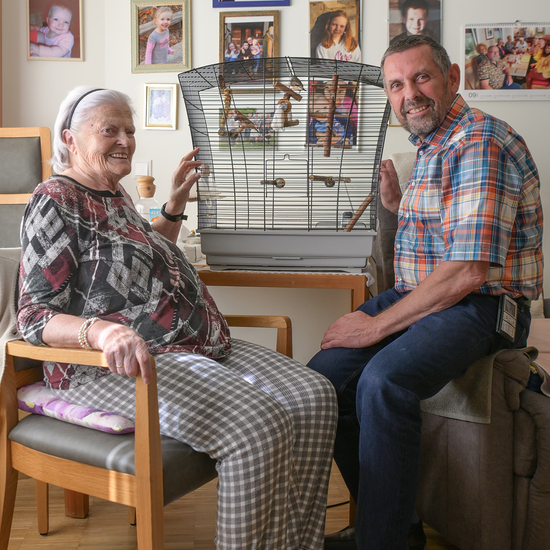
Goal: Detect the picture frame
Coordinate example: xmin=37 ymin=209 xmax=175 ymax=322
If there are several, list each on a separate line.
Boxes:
xmin=220 ymin=10 xmax=280 ymax=67
xmin=388 ymin=0 xmax=442 ymax=46
xmin=462 ymin=23 xmax=550 ymax=101
xmin=307 ymin=79 xmax=359 ymax=149
xmin=218 ymin=106 xmax=277 ymax=149
xmin=27 ymin=0 xmax=83 ymax=60
xmin=309 ymin=1 xmax=361 ymax=62
xmin=213 ymin=1 xmax=289 ymax=7
xmin=131 ymin=1 xmax=191 ymax=74
xmin=144 ymin=83 xmax=178 ymax=130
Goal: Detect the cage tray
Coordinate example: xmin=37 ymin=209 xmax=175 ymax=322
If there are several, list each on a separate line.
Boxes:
xmin=199 ymin=229 xmax=376 ymax=273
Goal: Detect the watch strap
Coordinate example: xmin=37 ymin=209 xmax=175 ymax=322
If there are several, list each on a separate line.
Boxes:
xmin=161 ymin=202 xmax=187 ymax=222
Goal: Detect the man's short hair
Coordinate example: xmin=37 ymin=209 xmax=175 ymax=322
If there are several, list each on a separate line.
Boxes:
xmin=381 ymin=35 xmax=451 ymax=89
xmin=401 ymin=0 xmax=430 ymax=17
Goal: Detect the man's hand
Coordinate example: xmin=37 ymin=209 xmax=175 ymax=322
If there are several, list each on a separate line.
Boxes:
xmin=321 ymin=311 xmax=381 ymax=349
xmin=379 ymin=159 xmax=403 ymax=215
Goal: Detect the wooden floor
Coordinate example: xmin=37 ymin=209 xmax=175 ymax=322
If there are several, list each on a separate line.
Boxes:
xmin=7 ymin=466 xmax=459 ymax=549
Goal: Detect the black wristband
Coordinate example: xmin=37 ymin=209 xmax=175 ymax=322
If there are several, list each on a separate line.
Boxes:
xmin=161 ymin=202 xmax=187 ymax=222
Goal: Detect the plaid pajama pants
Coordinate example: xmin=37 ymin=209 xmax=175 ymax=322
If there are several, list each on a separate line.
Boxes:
xmin=52 ymin=339 xmax=337 ymax=550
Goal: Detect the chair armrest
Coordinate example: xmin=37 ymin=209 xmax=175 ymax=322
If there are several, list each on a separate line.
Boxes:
xmin=224 ymin=314 xmax=293 ymax=358
xmin=3 ymin=340 xmax=163 ymax=511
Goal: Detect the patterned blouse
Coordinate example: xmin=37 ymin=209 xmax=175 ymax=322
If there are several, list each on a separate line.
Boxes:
xmin=17 ymin=176 xmax=231 ymax=389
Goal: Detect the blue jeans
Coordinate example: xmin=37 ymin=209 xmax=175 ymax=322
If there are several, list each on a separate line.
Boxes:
xmin=307 ymin=289 xmax=530 ymax=550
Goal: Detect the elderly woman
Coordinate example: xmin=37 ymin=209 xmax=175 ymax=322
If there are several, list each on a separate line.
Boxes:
xmin=16 ymin=87 xmax=337 ymax=550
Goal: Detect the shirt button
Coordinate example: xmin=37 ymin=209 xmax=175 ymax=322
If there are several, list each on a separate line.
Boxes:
xmin=405 ymin=213 xmax=410 ymax=219
xmin=396 ymin=244 xmax=401 ymax=250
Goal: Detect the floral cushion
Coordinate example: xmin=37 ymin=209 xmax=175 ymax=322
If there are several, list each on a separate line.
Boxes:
xmin=17 ymin=381 xmax=135 ymax=434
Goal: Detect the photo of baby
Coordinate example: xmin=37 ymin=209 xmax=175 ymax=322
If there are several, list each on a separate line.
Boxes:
xmin=28 ymin=0 xmax=82 ymax=60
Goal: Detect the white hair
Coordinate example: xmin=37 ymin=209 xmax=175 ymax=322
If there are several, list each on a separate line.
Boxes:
xmin=50 ymin=86 xmax=135 ymax=174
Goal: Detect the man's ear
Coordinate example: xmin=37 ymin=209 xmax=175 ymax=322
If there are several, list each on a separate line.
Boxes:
xmin=448 ymin=63 xmax=461 ymax=94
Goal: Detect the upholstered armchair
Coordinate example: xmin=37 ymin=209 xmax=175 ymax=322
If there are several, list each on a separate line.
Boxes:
xmin=372 ymin=152 xmax=550 ymax=550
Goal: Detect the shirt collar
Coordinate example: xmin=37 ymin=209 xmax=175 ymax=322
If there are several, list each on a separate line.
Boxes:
xmin=408 ymin=94 xmax=468 ymax=148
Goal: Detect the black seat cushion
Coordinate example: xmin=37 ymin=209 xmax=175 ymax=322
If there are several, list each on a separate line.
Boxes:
xmin=9 ymin=414 xmax=217 ymax=505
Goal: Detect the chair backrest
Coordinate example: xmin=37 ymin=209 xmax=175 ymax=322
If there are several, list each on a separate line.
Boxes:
xmin=0 ymin=127 xmax=52 ymax=248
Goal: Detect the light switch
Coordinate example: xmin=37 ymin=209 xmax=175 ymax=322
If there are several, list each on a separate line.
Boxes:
xmin=134 ymin=161 xmax=150 ymax=178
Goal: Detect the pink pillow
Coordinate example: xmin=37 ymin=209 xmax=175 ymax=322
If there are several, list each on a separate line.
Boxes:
xmin=18 ymin=382 xmax=135 ymax=434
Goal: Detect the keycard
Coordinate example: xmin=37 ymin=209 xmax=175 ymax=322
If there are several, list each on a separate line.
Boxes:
xmin=496 ymin=294 xmax=517 ymax=342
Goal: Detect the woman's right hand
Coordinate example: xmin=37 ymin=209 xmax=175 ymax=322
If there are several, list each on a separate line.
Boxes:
xmin=89 ymin=321 xmax=153 ymax=384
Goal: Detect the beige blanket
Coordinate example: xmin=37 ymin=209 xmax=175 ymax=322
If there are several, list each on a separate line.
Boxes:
xmin=0 ymin=248 xmax=22 ymax=385
xmin=421 ymin=346 xmax=538 ymax=423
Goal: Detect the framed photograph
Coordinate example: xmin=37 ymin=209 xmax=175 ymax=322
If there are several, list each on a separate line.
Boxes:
xmin=388 ymin=0 xmax=442 ymax=46
xmin=27 ymin=0 xmax=83 ymax=60
xmin=310 ymin=1 xmax=361 ymax=62
xmin=462 ymin=23 xmax=550 ymax=101
xmin=220 ymin=11 xmax=279 ymax=67
xmin=307 ymin=79 xmax=359 ymax=150
xmin=144 ymin=83 xmax=178 ymax=130
xmin=214 ymin=0 xmax=289 ymax=6
xmin=218 ymin=106 xmax=276 ymax=149
xmin=131 ymin=1 xmax=191 ymax=74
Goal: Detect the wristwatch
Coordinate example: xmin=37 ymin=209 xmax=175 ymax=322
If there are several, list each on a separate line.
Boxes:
xmin=161 ymin=202 xmax=187 ymax=222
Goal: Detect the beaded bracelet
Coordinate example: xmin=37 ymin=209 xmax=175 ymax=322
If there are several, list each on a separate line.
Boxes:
xmin=78 ymin=317 xmax=100 ymax=350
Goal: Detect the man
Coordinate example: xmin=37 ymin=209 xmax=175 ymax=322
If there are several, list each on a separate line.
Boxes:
xmin=478 ymin=45 xmax=522 ymax=89
xmin=504 ymin=35 xmax=515 ymax=54
xmin=310 ymin=35 xmax=543 ymax=550
xmin=515 ymin=36 xmax=529 ymax=53
xmin=390 ymin=0 xmax=433 ymax=45
xmin=497 ymin=38 xmax=506 ymax=58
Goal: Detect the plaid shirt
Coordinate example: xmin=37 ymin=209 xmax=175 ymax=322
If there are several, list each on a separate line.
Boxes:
xmin=394 ymin=95 xmax=543 ymax=300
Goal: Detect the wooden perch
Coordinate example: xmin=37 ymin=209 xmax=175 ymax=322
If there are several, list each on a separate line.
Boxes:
xmin=220 ymin=86 xmax=232 ymax=127
xmin=309 ymin=174 xmax=351 ymax=188
xmin=343 ymin=195 xmax=374 ymax=232
xmin=275 ymin=81 xmax=303 ymax=102
xmin=324 ymin=75 xmax=339 ymax=158
xmin=261 ymin=178 xmax=286 ymax=188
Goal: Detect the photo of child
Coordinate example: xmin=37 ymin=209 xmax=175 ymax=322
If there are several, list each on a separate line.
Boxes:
xmin=136 ymin=3 xmax=185 ymax=67
xmin=28 ymin=0 xmax=82 ymax=60
xmin=309 ymin=1 xmax=361 ymax=62
xmin=388 ymin=0 xmax=441 ymax=46
xmin=145 ymin=6 xmax=174 ymax=64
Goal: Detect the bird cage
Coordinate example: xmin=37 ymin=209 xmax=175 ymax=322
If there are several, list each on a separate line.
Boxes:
xmin=178 ymin=57 xmax=390 ymax=272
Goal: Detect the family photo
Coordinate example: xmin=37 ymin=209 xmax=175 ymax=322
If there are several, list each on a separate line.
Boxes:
xmin=220 ymin=11 xmax=278 ymax=67
xmin=464 ymin=25 xmax=550 ymax=93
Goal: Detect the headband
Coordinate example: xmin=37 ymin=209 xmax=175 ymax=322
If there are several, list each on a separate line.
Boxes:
xmin=66 ymin=88 xmax=105 ymax=129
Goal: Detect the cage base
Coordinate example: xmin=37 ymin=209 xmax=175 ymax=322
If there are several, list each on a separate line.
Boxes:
xmin=199 ymin=229 xmax=376 ymax=273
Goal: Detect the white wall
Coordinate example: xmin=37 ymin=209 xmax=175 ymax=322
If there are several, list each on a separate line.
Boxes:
xmin=2 ymin=0 xmax=549 ymax=363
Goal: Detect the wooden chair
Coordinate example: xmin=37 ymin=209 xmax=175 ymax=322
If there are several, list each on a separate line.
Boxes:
xmin=0 ymin=127 xmax=51 ymax=247
xmin=0 ymin=312 xmax=292 ymax=550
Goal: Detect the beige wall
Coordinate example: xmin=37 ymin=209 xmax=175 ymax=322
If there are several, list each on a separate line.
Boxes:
xmin=2 ymin=0 xmax=549 ymax=363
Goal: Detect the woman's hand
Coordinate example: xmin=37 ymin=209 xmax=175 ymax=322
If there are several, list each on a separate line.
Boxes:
xmin=164 ymin=147 xmax=202 ymax=217
xmin=89 ymin=321 xmax=153 ymax=384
